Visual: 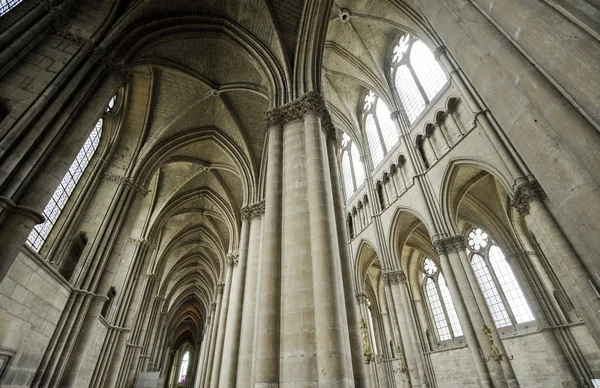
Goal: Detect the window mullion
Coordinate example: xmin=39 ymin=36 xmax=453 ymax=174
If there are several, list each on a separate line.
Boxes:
xmin=484 ymin=248 xmax=518 ymax=326
xmin=423 ymin=282 xmax=442 ymax=344
xmin=405 ymin=52 xmax=431 ymax=106
xmin=435 ymin=273 xmax=455 ymax=339
xmin=347 ymin=145 xmax=358 ymax=191
xmin=373 ymin=113 xmax=389 ymax=155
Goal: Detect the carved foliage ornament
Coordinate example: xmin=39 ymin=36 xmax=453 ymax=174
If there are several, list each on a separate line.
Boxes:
xmin=103 ymin=173 xmax=149 ymax=197
xmin=510 ymin=181 xmax=544 ymax=216
xmin=433 ymin=235 xmax=465 ymax=255
xmin=226 ymin=253 xmax=239 ymax=267
xmin=382 ymin=270 xmax=407 ymax=285
xmin=265 ymin=91 xmax=336 ymax=141
xmin=241 ymin=200 xmax=265 ymax=220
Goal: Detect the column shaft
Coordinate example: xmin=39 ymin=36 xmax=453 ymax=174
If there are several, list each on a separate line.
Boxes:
xmin=218 ymin=219 xmax=250 ymax=386
xmin=252 ymin=124 xmax=283 ymax=386
xmin=209 ymin=268 xmax=233 ymax=388
xmin=304 ymin=111 xmax=352 ymax=385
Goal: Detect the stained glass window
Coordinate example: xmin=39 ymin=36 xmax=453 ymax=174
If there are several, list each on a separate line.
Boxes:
xmin=391 ymin=34 xmax=447 ymax=124
xmin=422 ymin=257 xmax=463 ymax=341
xmin=468 ymin=228 xmax=535 ymax=328
xmin=26 ymin=95 xmax=116 ymax=251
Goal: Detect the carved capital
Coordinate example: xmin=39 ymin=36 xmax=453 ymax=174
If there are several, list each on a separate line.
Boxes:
xmin=390 ymin=110 xmax=400 ymax=121
xmin=226 ymin=253 xmax=239 ymax=267
xmin=103 ymin=59 xmax=132 ymax=85
xmin=355 ymin=292 xmax=367 ymax=305
xmin=51 ymin=27 xmax=94 ymax=52
xmin=211 ymin=301 xmax=217 ymax=311
xmin=241 ymin=200 xmax=265 ymax=220
xmin=433 ymin=235 xmax=465 ymax=255
xmin=382 ymin=270 xmax=406 ymax=285
xmin=217 ymin=283 xmax=225 ymax=294
xmin=511 ymin=181 xmax=544 ymax=216
xmin=264 ymin=91 xmax=336 ymax=141
xmin=434 ymin=45 xmax=447 ymax=60
xmin=103 ymin=173 xmax=149 ymax=197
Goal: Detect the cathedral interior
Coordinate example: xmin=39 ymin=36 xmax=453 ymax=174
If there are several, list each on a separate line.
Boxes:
xmin=0 ymin=0 xmax=600 ymax=387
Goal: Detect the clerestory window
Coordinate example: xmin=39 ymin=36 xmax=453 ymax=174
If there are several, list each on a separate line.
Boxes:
xmin=362 ymin=91 xmax=399 ymax=167
xmin=26 ymin=95 xmax=116 ymax=251
xmin=0 ymin=0 xmax=22 ymax=16
xmin=467 ymin=228 xmax=535 ymax=328
xmin=391 ymin=34 xmax=447 ymax=124
xmin=340 ymin=133 xmax=365 ymax=198
xmin=422 ymin=257 xmax=463 ymax=342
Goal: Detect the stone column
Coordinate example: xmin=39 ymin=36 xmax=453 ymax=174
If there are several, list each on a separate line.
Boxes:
xmin=251 ymin=118 xmax=283 ymax=386
xmin=384 ymin=271 xmax=427 ymax=387
xmin=202 ymin=301 xmax=220 ymax=388
xmin=327 ymin=138 xmax=368 ymax=387
xmin=304 ymin=109 xmax=352 ymax=385
xmin=451 ymin=237 xmax=520 ymax=387
xmin=218 ymin=213 xmax=251 ymax=386
xmin=253 ymin=91 xmax=357 ymax=385
xmin=235 ymin=213 xmax=263 ymax=387
xmin=192 ymin=336 xmax=206 ymax=388
xmin=433 ymin=240 xmax=495 ymax=388
xmin=209 ymin=275 xmax=232 ymax=388
xmin=511 ymin=181 xmax=600 ymax=345
xmin=356 ymin=295 xmax=378 ymax=388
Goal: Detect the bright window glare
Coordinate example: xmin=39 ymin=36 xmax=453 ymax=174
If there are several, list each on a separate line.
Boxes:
xmin=0 ymin=0 xmax=22 ymax=16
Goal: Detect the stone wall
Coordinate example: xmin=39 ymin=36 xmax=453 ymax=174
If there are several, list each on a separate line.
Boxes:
xmin=0 ymin=252 xmax=70 ymax=387
xmin=429 ymin=347 xmax=479 ymax=388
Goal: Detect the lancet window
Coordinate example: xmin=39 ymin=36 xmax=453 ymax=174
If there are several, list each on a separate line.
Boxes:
xmin=422 ymin=258 xmax=463 ymax=341
xmin=362 ymin=91 xmax=399 ymax=167
xmin=391 ymin=34 xmax=447 ymax=123
xmin=340 ymin=133 xmax=365 ymax=198
xmin=26 ymin=96 xmax=116 ymax=251
xmin=0 ymin=0 xmax=22 ymax=16
xmin=467 ymin=228 xmax=535 ymax=328
xmin=178 ymin=351 xmax=189 ymax=383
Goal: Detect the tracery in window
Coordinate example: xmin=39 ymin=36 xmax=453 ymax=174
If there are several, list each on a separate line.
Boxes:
xmin=422 ymin=258 xmax=462 ymax=341
xmin=0 ymin=0 xmax=22 ymax=16
xmin=467 ymin=228 xmax=535 ymax=328
xmin=391 ymin=34 xmax=447 ymax=124
xmin=178 ymin=351 xmax=189 ymax=383
xmin=340 ymin=133 xmax=366 ymax=198
xmin=362 ymin=91 xmax=399 ymax=167
xmin=26 ymin=109 xmax=107 ymax=251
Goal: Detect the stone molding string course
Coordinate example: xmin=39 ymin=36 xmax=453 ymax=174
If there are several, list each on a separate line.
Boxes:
xmin=50 ymin=27 xmax=132 ymax=84
xmin=103 ymin=173 xmax=149 ymax=197
xmin=264 ymin=91 xmax=336 ymax=141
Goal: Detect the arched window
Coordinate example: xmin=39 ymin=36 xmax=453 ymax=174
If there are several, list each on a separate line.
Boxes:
xmin=467 ymin=228 xmax=535 ymax=328
xmin=178 ymin=351 xmax=190 ymax=383
xmin=422 ymin=258 xmax=462 ymax=341
xmin=0 ymin=0 xmax=23 ymax=16
xmin=362 ymin=91 xmax=399 ymax=167
xmin=392 ymin=34 xmax=447 ymax=124
xmin=340 ymin=133 xmax=366 ymax=198
xmin=26 ymin=96 xmax=116 ymax=251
